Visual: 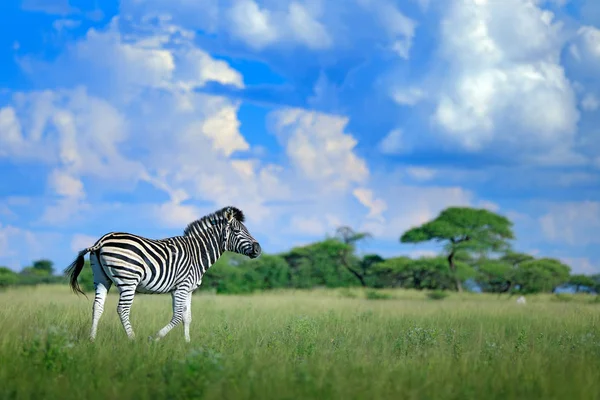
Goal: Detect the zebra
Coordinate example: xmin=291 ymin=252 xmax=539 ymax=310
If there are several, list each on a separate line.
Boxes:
xmin=64 ymin=206 xmax=261 ymax=343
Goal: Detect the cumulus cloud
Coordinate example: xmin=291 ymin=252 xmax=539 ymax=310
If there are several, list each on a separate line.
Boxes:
xmin=378 ymin=129 xmax=405 ymax=155
xmin=429 ymin=0 xmax=580 ymax=160
xmin=569 ymin=25 xmax=600 ymax=74
xmin=405 ymin=167 xmax=437 ymax=181
xmin=358 ymin=183 xmax=474 ymax=240
xmin=70 ymin=233 xmax=98 ymax=252
xmin=5 ymin=0 xmax=597 ymax=272
xmin=353 ymin=188 xmax=387 ymax=221
xmin=226 ymin=0 xmax=332 ymax=50
xmin=391 ymin=87 xmax=426 ymax=106
xmin=357 ymin=0 xmax=417 ymax=58
xmin=581 ymin=93 xmax=599 ymax=111
xmin=561 ymin=257 xmax=599 ymax=275
xmin=268 ymin=108 xmax=369 ymax=193
xmin=0 ymin=224 xmax=62 ymax=270
xmin=539 ymin=201 xmax=600 ymax=246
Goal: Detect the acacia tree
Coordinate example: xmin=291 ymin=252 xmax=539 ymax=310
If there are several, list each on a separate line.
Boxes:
xmin=513 ymin=258 xmax=571 ymax=294
xmin=334 ymin=226 xmax=372 ymax=287
xmin=400 ymin=207 xmax=515 ymax=292
xmin=474 ymin=253 xmax=529 ymax=293
xmin=568 ymin=274 xmax=596 ymax=293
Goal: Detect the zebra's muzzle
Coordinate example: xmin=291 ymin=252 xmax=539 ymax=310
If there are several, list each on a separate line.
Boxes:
xmin=249 ymin=241 xmax=262 ymax=259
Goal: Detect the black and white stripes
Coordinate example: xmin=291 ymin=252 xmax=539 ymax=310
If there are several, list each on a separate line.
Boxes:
xmin=65 ymin=206 xmax=261 ymax=342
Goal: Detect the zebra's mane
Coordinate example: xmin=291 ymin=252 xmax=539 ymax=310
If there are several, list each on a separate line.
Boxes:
xmin=183 ymin=206 xmax=245 ymax=237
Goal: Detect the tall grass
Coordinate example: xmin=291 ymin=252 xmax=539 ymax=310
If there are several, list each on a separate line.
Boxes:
xmin=1 ymin=285 xmax=599 ymax=400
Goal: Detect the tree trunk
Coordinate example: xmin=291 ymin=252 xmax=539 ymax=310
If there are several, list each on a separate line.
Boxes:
xmin=339 ymin=250 xmax=366 ymax=287
xmin=447 ymin=251 xmax=463 ymax=292
xmin=501 ymin=281 xmax=513 ymax=294
xmin=347 ymin=267 xmax=366 ymax=287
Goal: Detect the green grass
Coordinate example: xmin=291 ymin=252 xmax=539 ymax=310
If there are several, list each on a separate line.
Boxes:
xmin=1 ymin=285 xmax=599 ymax=400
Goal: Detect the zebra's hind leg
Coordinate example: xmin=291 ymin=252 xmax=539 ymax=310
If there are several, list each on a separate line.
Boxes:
xmin=89 ymin=252 xmax=112 ymax=342
xmin=116 ymin=286 xmax=137 ymax=340
xmin=150 ymin=289 xmax=187 ymax=342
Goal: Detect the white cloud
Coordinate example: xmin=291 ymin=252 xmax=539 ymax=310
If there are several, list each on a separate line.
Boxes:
xmin=406 ymin=249 xmax=438 ymax=258
xmin=581 ymin=93 xmax=599 ymax=111
xmin=0 ymin=86 xmax=151 ymax=223
xmin=55 ymin=16 xmax=243 ymax=104
xmin=48 ymin=169 xmax=84 ymax=199
xmin=539 ymin=201 xmax=600 ymax=245
xmin=226 ymin=0 xmax=332 ymax=50
xmin=378 ymin=128 xmax=405 ymax=154
xmin=391 ymin=87 xmax=426 ymax=106
xmin=0 ymin=107 xmax=24 ymax=157
xmin=359 ymin=183 xmax=474 ymax=240
xmin=70 ymin=233 xmax=98 ymax=252
xmin=289 ymin=214 xmax=341 ymax=236
xmin=405 ymin=167 xmax=437 ymax=181
xmin=2 ymin=17 xmax=261 ymax=226
xmin=560 ymin=257 xmax=599 ymax=275
xmin=353 ymin=188 xmax=387 ymax=221
xmin=53 ymin=19 xmax=81 ymax=31
xmin=228 ymin=0 xmax=278 ymax=49
xmin=477 ymin=200 xmax=500 ymax=212
xmin=268 ymin=108 xmax=369 ymax=193
xmin=154 ymin=201 xmax=202 ymax=228
xmin=357 ymin=0 xmax=417 ymax=58
xmin=286 ymin=2 xmax=332 ymax=49
xmin=0 ymin=224 xmax=62 ymax=270
xmin=569 ymin=25 xmax=600 ymax=71
xmin=431 ymin=0 xmax=580 ymax=157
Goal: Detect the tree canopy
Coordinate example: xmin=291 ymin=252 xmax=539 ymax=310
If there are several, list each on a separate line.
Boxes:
xmin=400 ymin=207 xmax=515 ymax=292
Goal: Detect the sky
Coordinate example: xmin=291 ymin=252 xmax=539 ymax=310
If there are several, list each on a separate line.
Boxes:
xmin=0 ymin=0 xmax=599 ymax=275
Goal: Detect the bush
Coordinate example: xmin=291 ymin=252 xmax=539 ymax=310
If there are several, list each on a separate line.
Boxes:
xmin=365 ymin=290 xmax=393 ymax=300
xmin=0 ymin=267 xmax=19 ymax=288
xmin=427 ymin=290 xmax=449 ymax=301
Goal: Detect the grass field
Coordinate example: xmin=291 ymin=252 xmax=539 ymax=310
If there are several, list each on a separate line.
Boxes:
xmin=0 ymin=285 xmax=599 ymax=400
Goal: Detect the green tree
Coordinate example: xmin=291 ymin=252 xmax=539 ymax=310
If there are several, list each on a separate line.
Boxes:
xmin=244 ymin=254 xmax=291 ymax=290
xmin=334 ymin=226 xmax=373 ymax=287
xmin=202 ymin=252 xmax=261 ymax=294
xmin=282 ymin=239 xmax=357 ymax=288
xmin=475 ymin=260 xmax=514 ymax=293
xmin=514 ymin=258 xmax=571 ymax=294
xmin=369 ymin=256 xmax=472 ymax=290
xmin=0 ymin=267 xmax=18 ymax=288
xmin=32 ymin=259 xmax=54 ymax=275
xmin=400 ymin=207 xmax=515 ymax=292
xmin=368 ymin=256 xmax=412 ymax=288
xmin=568 ymin=274 xmax=596 ymax=293
xmin=592 ymin=274 xmax=600 ymax=294
xmin=475 ymin=252 xmax=534 ymax=293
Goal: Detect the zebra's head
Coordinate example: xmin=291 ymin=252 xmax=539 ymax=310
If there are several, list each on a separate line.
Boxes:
xmin=222 ymin=207 xmax=262 ymax=259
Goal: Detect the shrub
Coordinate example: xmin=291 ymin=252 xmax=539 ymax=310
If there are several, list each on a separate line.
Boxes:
xmin=427 ymin=290 xmax=449 ymax=301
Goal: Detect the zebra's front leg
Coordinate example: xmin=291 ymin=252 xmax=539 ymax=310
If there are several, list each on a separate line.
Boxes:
xmin=182 ymin=291 xmax=193 ymax=343
xmin=116 ymin=287 xmax=137 ymax=340
xmin=151 ymin=289 xmax=187 ymax=342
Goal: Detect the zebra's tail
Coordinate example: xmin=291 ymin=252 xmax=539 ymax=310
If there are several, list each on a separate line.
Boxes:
xmin=64 ymin=247 xmax=93 ymax=298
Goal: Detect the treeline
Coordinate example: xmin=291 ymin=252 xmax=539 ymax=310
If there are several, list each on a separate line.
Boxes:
xmin=1 ymin=207 xmax=598 ymax=295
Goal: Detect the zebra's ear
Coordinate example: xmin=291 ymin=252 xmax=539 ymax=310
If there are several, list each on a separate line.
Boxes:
xmin=224 ymin=207 xmax=235 ymax=222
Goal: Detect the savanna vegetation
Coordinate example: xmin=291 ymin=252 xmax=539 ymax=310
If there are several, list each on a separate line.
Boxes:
xmin=1 ymin=206 xmax=599 ymax=399
xmin=2 ymin=206 xmax=598 ymax=296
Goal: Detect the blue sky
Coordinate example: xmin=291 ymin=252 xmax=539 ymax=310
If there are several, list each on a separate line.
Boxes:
xmin=0 ymin=0 xmax=599 ymax=275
